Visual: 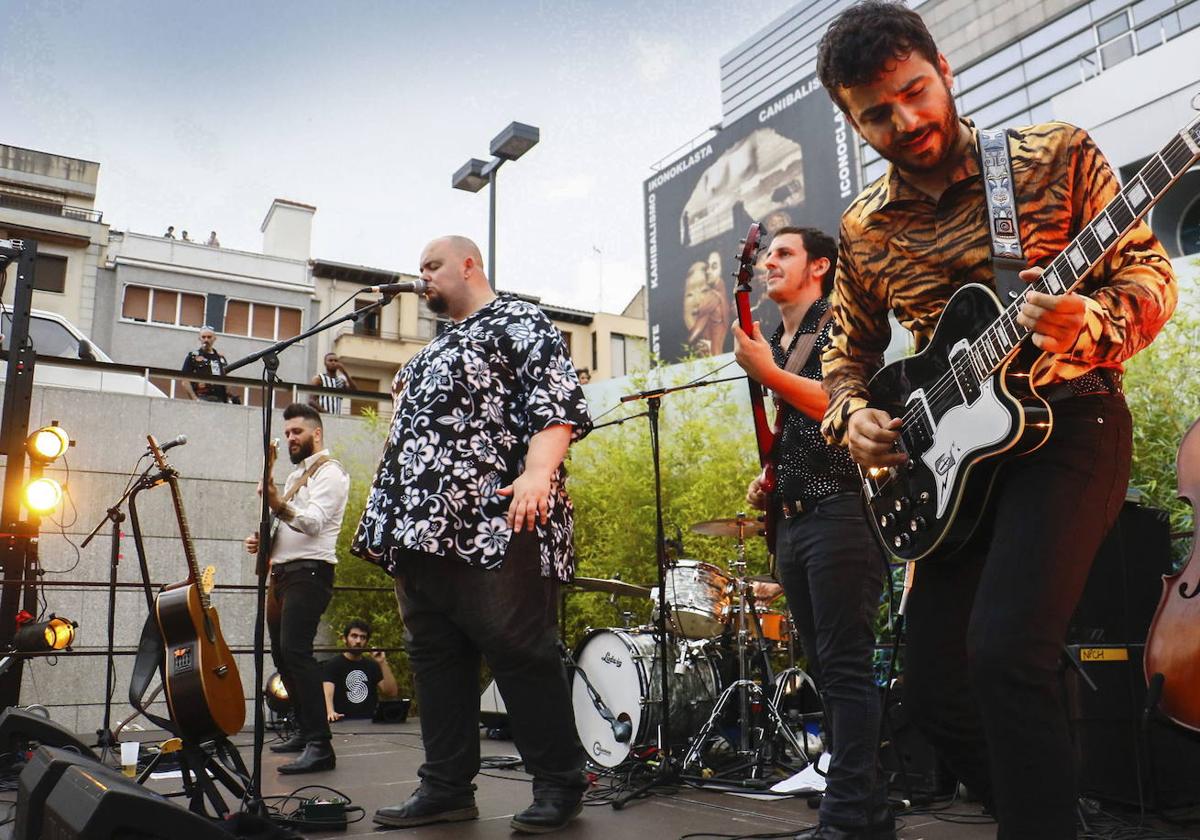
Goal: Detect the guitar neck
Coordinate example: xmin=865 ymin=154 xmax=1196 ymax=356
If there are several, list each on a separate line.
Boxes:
xmin=163 ymin=472 xmax=208 ymax=610
xmin=973 ymin=116 xmax=1200 ymax=375
xmin=734 ymin=287 xmax=775 ymax=466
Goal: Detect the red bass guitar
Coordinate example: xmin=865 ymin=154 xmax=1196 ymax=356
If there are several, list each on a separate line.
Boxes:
xmin=731 ymin=222 xmax=778 ymax=555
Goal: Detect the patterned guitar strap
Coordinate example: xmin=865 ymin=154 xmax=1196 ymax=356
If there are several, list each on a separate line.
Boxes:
xmin=269 ymin=455 xmax=331 ymax=546
xmin=977 ymin=127 xmax=1028 ymax=302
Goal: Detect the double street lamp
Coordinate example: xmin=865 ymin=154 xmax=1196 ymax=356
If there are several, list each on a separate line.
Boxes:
xmin=451 ymin=121 xmax=540 ymax=289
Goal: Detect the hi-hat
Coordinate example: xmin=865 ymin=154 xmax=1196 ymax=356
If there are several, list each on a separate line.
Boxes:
xmin=690 ymin=517 xmax=766 ymax=539
xmin=569 ymin=577 xmax=652 ymax=598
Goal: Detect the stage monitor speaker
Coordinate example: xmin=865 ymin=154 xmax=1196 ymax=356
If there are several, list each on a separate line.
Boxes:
xmin=40 ymin=762 xmax=224 ymax=839
xmin=0 ymin=708 xmax=97 ymax=765
xmin=373 ymin=698 xmax=411 ymax=724
xmin=1065 ymin=643 xmax=1200 ymax=808
xmin=1068 ymin=501 xmax=1172 ymax=645
xmin=13 ymin=746 xmax=102 ymax=840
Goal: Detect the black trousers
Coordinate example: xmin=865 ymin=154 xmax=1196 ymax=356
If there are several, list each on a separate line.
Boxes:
xmin=267 ymin=560 xmax=335 ymax=744
xmin=903 ymin=395 xmax=1132 ymax=839
xmin=392 ymin=539 xmax=587 ymax=802
xmin=775 ymin=491 xmax=888 ymax=829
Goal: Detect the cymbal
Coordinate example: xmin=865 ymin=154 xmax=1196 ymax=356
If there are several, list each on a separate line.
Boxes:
xmin=569 ymin=577 xmax=652 ymax=598
xmin=690 ymin=517 xmax=766 ymax=539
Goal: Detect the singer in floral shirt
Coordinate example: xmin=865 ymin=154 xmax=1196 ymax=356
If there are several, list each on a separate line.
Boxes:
xmin=352 ymin=236 xmax=592 ymax=834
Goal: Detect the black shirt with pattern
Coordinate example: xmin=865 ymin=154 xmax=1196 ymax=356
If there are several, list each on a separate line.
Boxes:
xmin=351 ymin=295 xmax=592 ymax=582
xmin=769 ymin=296 xmax=859 ymax=505
xmin=181 ymin=347 xmax=230 ymax=402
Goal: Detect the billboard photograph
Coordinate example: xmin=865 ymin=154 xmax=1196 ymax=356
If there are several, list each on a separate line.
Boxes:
xmin=644 ymin=74 xmax=860 ymax=364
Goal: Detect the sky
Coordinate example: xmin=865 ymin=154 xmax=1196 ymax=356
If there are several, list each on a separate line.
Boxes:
xmin=2 ymin=0 xmax=800 ymax=314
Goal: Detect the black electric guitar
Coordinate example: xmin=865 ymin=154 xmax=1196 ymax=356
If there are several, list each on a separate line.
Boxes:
xmin=864 ymin=113 xmax=1200 ymax=561
xmin=731 ymin=223 xmax=777 ymax=552
xmin=149 ymin=435 xmax=246 ymax=742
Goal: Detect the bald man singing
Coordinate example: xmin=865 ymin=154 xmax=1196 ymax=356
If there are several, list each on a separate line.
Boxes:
xmin=351 ymin=236 xmax=592 ymax=834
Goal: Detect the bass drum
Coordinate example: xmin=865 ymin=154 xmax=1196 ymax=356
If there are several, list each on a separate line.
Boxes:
xmin=572 ymin=628 xmax=720 ymax=768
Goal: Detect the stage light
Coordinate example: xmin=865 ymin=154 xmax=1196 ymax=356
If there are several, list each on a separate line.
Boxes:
xmin=22 ymin=478 xmax=63 ymax=514
xmin=14 ymin=614 xmax=76 ymax=652
xmin=264 ymin=671 xmax=290 ymax=714
xmin=26 ymin=423 xmax=70 ymax=462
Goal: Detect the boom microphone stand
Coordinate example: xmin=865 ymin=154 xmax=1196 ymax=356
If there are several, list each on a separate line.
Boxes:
xmin=609 ymin=373 xmax=744 ymax=809
xmin=223 ymin=292 xmax=397 ymax=814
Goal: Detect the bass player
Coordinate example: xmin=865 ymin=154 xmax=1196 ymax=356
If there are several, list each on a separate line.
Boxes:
xmin=733 ymin=226 xmax=892 ymax=840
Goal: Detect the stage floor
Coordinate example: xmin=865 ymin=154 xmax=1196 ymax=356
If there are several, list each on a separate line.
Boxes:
xmin=207 ymin=720 xmax=1007 ymax=839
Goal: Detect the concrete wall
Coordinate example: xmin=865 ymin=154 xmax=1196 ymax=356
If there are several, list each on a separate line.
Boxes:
xmin=3 ymin=383 xmax=389 ymax=737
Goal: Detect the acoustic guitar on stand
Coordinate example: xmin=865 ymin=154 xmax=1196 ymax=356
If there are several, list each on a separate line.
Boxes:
xmin=149 ymin=434 xmax=246 ymax=742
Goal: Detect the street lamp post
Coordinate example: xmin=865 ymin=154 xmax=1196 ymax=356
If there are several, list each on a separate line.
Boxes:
xmin=451 ymin=121 xmax=540 ymax=289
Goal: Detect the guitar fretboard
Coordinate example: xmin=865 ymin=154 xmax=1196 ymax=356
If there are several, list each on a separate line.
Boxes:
xmin=966 ymin=116 xmax=1200 ymax=381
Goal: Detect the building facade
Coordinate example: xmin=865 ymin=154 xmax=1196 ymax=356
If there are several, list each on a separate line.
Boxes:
xmin=717 ymin=0 xmax=1200 ymax=257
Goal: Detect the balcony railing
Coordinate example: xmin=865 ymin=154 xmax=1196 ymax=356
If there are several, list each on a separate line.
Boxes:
xmin=0 ymin=191 xmax=104 ymax=224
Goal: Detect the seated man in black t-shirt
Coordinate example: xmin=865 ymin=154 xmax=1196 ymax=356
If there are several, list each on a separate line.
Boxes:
xmin=322 ymin=619 xmax=398 ymax=721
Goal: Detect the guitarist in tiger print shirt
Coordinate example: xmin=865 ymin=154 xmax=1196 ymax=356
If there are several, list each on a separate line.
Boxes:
xmin=815 ymin=3 xmax=1176 ymax=839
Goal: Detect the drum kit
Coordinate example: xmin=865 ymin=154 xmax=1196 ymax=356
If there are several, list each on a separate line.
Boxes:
xmin=567 ymin=513 xmax=821 ymax=785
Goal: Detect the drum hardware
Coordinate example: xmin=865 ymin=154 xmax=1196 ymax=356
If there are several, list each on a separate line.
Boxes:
xmin=691 ymin=517 xmax=768 ymax=539
xmin=569 ymin=576 xmax=653 ymax=598
xmin=681 ymin=513 xmax=812 ymax=782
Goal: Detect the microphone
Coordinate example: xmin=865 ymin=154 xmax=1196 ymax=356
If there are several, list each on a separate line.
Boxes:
xmin=573 ymin=665 xmax=632 ymax=743
xmin=155 ymin=435 xmax=188 ymax=452
xmin=361 ymin=279 xmax=427 ymax=295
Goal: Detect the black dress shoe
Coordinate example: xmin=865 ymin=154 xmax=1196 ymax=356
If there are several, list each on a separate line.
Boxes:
xmin=277 ymin=740 xmax=335 ymax=774
xmin=510 ymin=798 xmax=583 ymax=834
xmin=373 ymin=788 xmax=479 ymax=828
xmin=268 ymin=734 xmax=306 ymax=754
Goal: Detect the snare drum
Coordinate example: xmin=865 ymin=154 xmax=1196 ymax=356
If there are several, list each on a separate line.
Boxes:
xmin=571 ymin=628 xmax=721 ymax=768
xmin=655 ymin=560 xmax=731 ymax=638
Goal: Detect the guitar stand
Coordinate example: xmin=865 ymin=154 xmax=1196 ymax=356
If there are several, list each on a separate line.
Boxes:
xmin=137 ymin=735 xmax=250 ymax=818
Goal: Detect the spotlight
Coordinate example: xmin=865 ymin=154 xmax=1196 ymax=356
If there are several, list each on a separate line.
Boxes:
xmin=26 ymin=423 xmax=70 ymax=462
xmin=14 ymin=614 xmax=76 ymax=652
xmin=22 ymin=478 xmax=63 ymax=515
xmin=264 ymin=672 xmax=290 ymax=714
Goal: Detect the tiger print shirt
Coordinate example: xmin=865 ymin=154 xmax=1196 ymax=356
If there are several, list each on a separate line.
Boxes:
xmin=821 ymin=120 xmax=1177 ymax=445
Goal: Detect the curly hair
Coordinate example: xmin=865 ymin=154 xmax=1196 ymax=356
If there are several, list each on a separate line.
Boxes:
xmin=817 ymin=0 xmax=939 ymax=109
xmin=772 ymin=226 xmax=839 ymax=297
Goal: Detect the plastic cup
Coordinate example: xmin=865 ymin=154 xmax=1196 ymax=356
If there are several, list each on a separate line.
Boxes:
xmin=119 ymin=741 xmax=139 ymax=777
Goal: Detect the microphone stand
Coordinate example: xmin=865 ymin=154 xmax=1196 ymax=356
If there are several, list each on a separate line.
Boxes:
xmin=80 ymin=455 xmax=156 ymax=759
xmin=610 ymin=373 xmax=742 ymax=809
xmin=223 ymin=293 xmax=396 ymax=815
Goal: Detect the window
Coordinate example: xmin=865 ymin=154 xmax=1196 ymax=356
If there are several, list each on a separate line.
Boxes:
xmin=353 ymin=299 xmax=381 ymax=337
xmin=416 ymin=299 xmax=437 ymax=339
xmin=560 ymin=329 xmax=573 ymax=357
xmin=1 ymin=313 xmax=82 ymax=358
xmin=609 ymin=332 xmax=648 ymax=378
xmin=223 ymin=299 xmax=303 ymax=341
xmin=121 ymin=284 xmax=206 ymax=327
xmin=1095 ymin=11 xmax=1136 ymax=70
xmin=33 ymin=254 xmax=67 ymax=293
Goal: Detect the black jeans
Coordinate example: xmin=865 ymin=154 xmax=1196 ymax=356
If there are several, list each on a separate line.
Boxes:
xmin=775 ymin=491 xmax=889 ymax=829
xmin=267 ymin=560 xmax=335 ymax=744
xmin=904 ymin=395 xmax=1132 ymax=839
xmin=393 ymin=539 xmax=587 ymax=802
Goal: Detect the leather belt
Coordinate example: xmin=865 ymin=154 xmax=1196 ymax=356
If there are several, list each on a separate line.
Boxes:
xmin=781 ymin=489 xmax=860 ymax=520
xmin=270 ymin=559 xmax=331 ymax=577
xmin=1040 ymin=369 xmax=1122 ymax=403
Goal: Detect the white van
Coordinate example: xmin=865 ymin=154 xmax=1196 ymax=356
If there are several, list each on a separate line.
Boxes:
xmin=0 ymin=309 xmax=167 ymax=397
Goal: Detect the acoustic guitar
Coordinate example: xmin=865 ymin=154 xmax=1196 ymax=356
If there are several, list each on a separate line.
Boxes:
xmin=149 ymin=435 xmax=246 ymax=742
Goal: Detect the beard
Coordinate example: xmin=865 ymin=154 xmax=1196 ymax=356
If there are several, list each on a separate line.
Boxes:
xmin=289 ymin=438 xmax=315 ymax=465
xmin=874 ymin=83 xmax=961 ymax=174
xmin=425 ymin=292 xmax=448 ymax=315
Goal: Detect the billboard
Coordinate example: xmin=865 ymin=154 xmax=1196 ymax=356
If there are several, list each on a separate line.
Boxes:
xmin=643 ymin=74 xmax=860 ymax=363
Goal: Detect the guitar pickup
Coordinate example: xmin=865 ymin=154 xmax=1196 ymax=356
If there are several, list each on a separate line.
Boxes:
xmin=950 ymin=344 xmax=982 ymax=404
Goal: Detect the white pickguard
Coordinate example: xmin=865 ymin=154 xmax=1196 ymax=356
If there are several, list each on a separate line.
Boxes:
xmin=917 ymin=377 xmax=1015 ymax=518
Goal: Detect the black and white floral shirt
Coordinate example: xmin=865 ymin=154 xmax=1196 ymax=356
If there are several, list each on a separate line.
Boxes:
xmin=351 ymin=295 xmax=591 ymax=582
